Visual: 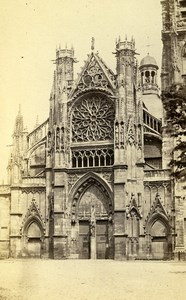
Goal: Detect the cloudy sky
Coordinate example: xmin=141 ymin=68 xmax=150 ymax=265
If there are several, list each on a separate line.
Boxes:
xmin=0 ymin=0 xmax=162 ymax=182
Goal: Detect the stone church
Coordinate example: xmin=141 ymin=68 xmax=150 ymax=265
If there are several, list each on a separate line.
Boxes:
xmin=0 ymin=0 xmax=186 ymax=260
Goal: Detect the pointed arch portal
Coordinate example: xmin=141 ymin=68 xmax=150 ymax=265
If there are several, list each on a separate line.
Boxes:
xmin=21 ymin=200 xmax=45 ymax=259
xmin=71 ymin=173 xmax=113 ymax=259
xmin=150 ymin=219 xmax=170 ymax=260
xmin=23 ymin=221 xmax=43 ymax=258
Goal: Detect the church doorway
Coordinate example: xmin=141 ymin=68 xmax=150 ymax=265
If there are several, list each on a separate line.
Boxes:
xmin=26 ymin=222 xmax=43 ymax=258
xmin=150 ymin=220 xmax=169 ymax=260
xmin=78 ymin=220 xmax=109 ymax=259
xmin=75 ymin=181 xmax=113 ymax=259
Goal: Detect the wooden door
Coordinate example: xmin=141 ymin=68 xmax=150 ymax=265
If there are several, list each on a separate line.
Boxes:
xmin=79 ymin=221 xmax=90 ymax=259
xmin=150 ymin=220 xmax=169 ymax=260
xmin=96 ymin=221 xmax=108 ymax=259
xmin=151 ymin=237 xmax=168 ymax=260
xmin=27 ymin=238 xmax=41 ymax=258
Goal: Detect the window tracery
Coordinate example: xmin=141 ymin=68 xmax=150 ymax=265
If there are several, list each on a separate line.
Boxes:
xmin=77 ymin=57 xmax=111 ymax=90
xmin=72 ymin=148 xmax=114 ymax=168
xmin=72 ymin=96 xmax=114 ymax=142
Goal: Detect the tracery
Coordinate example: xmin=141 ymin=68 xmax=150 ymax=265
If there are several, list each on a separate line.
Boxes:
xmin=72 ymin=95 xmax=114 ymax=142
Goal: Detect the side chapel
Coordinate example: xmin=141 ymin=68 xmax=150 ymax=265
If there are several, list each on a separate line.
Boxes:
xmin=0 ymin=0 xmax=186 ymax=260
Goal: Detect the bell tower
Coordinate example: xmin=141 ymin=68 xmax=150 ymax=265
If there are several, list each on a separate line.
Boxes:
xmin=161 ymin=0 xmax=186 ymax=260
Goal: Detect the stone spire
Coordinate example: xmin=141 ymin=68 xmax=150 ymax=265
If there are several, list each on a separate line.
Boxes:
xmin=14 ymin=105 xmax=23 ymax=136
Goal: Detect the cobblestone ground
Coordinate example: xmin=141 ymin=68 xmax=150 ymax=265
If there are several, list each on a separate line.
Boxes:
xmin=0 ymin=259 xmax=186 ymax=300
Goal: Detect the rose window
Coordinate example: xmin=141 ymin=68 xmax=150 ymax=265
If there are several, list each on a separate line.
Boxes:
xmin=72 ymin=96 xmax=114 ymax=142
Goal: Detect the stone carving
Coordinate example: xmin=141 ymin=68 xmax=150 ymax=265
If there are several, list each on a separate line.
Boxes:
xmin=56 ymin=127 xmax=60 ymax=150
xmin=71 ymin=177 xmax=112 ymax=216
xmin=20 ymin=199 xmax=45 ymax=234
xmin=102 ymin=172 xmax=113 ymax=183
xmin=90 ymin=205 xmax=96 ymax=237
xmin=71 ymin=213 xmax=76 ymax=224
xmin=115 ymin=121 xmax=125 ymax=149
xmin=128 ymin=126 xmax=135 ymax=145
xmin=115 ymin=122 xmax=119 ymax=148
xmin=177 ymin=20 xmax=186 ymax=28
xmin=126 ymin=193 xmax=142 ymax=219
xmin=75 ymin=55 xmax=114 ymax=92
xmin=61 ymin=127 xmax=64 ymax=148
xmin=48 ymin=131 xmax=51 ymax=149
xmin=120 ymin=121 xmax=125 ymax=148
xmin=137 ymin=124 xmax=142 ymax=149
xmin=72 ymin=96 xmax=114 ymax=142
xmin=144 ymin=193 xmax=169 ymax=229
xmin=22 ymin=188 xmax=45 ymax=194
xmin=127 ymin=116 xmax=136 ymax=145
xmin=68 ymin=174 xmax=82 ymax=190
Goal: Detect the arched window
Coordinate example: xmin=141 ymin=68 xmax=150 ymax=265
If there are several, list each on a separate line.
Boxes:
xmin=145 ymin=71 xmax=150 ymax=83
xmin=151 ymin=71 xmax=155 ymax=83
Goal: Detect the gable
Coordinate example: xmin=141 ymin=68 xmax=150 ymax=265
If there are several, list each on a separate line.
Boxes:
xmin=70 ymin=52 xmax=116 ymax=99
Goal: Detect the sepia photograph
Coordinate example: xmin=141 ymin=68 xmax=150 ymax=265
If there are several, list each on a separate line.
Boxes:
xmin=0 ymin=0 xmax=186 ymax=299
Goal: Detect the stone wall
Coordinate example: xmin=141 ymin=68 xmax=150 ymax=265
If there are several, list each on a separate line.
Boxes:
xmin=0 ymin=186 xmax=10 ymax=258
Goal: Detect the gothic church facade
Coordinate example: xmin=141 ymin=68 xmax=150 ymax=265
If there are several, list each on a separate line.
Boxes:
xmin=0 ymin=0 xmax=185 ymax=260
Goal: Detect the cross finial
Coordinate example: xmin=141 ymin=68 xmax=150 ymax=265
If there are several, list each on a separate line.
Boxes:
xmin=91 ymin=37 xmax=95 ymax=52
xmin=146 ymin=36 xmax=151 ymax=55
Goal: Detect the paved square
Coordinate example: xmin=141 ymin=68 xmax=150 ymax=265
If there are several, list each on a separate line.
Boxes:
xmin=0 ymin=260 xmax=186 ymax=300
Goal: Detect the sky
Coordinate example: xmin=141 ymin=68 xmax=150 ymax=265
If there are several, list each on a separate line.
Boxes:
xmin=0 ymin=0 xmax=162 ymax=182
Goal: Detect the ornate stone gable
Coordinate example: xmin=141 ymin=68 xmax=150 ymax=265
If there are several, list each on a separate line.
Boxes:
xmin=144 ymin=193 xmax=170 ymax=230
xmin=126 ymin=193 xmax=142 ymax=219
xmin=70 ymin=52 xmax=116 ymax=99
xmin=20 ymin=199 xmax=45 ymax=234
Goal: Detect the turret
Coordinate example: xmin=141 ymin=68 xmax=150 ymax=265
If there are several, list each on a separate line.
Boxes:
xmin=115 ymin=36 xmax=138 ymax=118
xmin=139 ymin=54 xmax=159 ymax=95
xmin=55 ymin=46 xmax=75 ymax=88
xmin=47 ymin=46 xmax=76 ymax=167
xmin=114 ymin=37 xmax=141 ymax=165
xmin=49 ymin=46 xmax=75 ymax=127
xmin=115 ymin=37 xmax=136 ymax=89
